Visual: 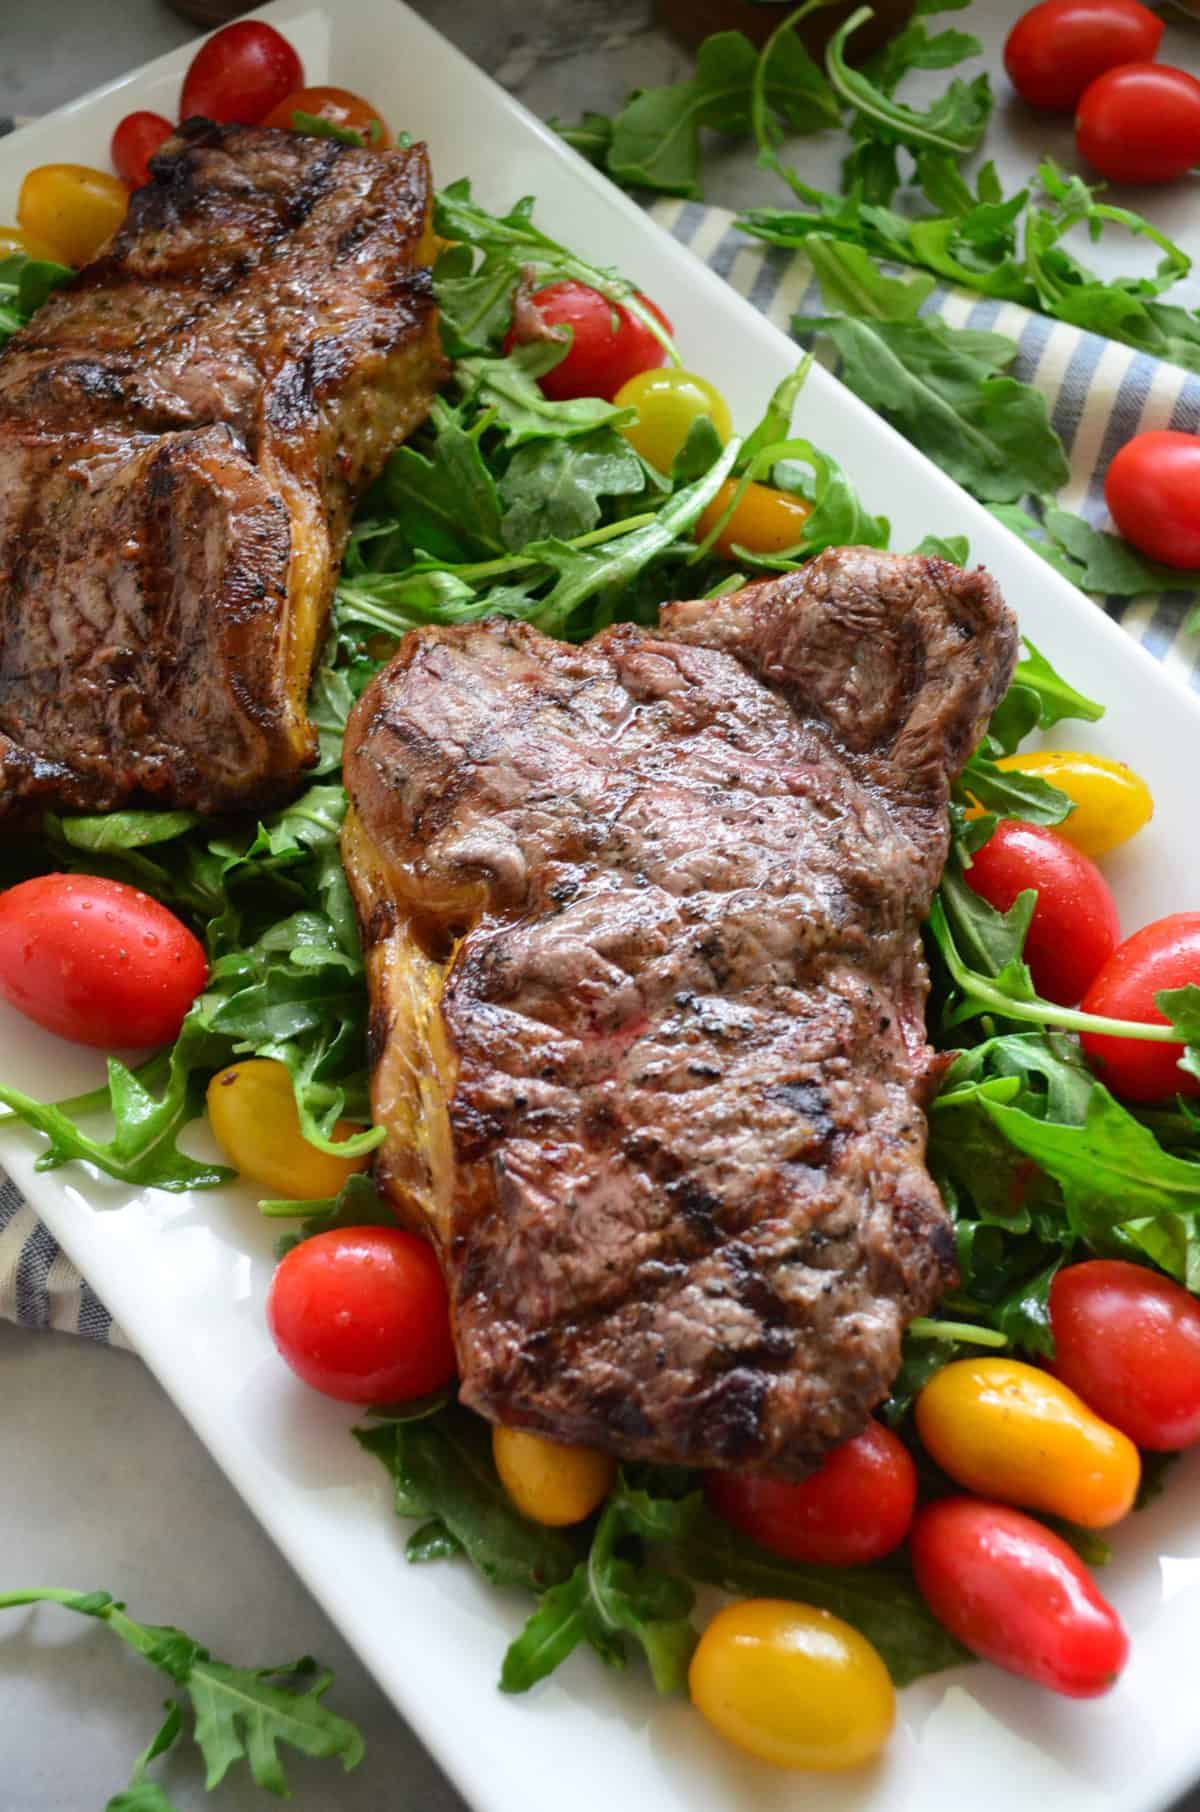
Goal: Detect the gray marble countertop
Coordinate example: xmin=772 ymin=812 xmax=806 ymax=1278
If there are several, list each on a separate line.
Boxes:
xmin=1 ymin=4 xmax=1199 ymax=1809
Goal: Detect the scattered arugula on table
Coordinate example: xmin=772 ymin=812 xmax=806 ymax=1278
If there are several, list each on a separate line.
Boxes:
xmin=0 ymin=1589 xmax=363 ymax=1809
xmin=550 ymin=2 xmax=1200 ymax=608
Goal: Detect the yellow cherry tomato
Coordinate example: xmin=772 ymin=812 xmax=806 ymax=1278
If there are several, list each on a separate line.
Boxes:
xmin=991 ymin=752 xmax=1153 ymax=857
xmin=492 ymin=1425 xmax=616 ymax=1527
xmin=18 ymin=164 xmax=128 ymax=269
xmin=689 ymin=1600 xmax=894 ymax=1772
xmin=915 ymin=1357 xmax=1140 ymax=1529
xmin=206 ymin=1058 xmax=370 ymax=1201
xmin=616 ymin=367 xmax=733 ymax=473
xmin=0 ymin=222 xmax=67 ymax=263
xmin=695 ymin=477 xmax=813 ymax=559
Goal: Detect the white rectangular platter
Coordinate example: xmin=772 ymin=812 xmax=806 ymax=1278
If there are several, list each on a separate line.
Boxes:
xmin=3 ymin=5 xmax=1200 ymax=1811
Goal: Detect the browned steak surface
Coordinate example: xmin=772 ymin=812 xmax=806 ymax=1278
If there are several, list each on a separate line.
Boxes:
xmin=343 ymin=548 xmax=1018 ymax=1473
xmin=0 ymin=121 xmax=444 ymax=821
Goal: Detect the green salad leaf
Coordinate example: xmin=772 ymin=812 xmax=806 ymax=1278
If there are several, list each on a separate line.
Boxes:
xmin=794 ymin=309 xmax=1069 ymax=503
xmin=0 ymin=1590 xmax=363 ymax=1802
xmin=0 ymin=250 xmax=73 ymax=345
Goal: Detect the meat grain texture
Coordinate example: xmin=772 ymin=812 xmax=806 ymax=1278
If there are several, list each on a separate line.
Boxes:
xmin=345 ymin=546 xmax=1018 ymax=1474
xmin=0 ymin=121 xmax=444 ymax=821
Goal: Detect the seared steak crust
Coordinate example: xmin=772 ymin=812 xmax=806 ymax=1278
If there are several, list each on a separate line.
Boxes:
xmin=343 ymin=548 xmax=1018 ymax=1473
xmin=0 ymin=121 xmax=445 ymax=821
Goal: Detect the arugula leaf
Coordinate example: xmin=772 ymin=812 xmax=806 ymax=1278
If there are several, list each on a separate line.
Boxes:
xmin=455 ymin=343 xmax=635 ymax=446
xmin=106 ymin=1785 xmax=179 ymax=1812
xmin=803 ymin=236 xmax=935 ymax=320
xmin=986 ymin=637 xmax=1103 ymax=755
xmin=290 ymin=109 xmax=383 ymax=148
xmin=260 ymin=1170 xmax=396 ymax=1257
xmin=985 ymin=1088 xmax=1200 ymax=1239
xmin=914 ymin=532 xmax=970 ymax=563
xmin=105 ymin=1702 xmax=185 ymax=1812
xmin=0 ymin=1589 xmax=363 ymax=1797
xmin=955 ymin=752 xmax=1074 ymax=827
xmin=549 ymin=111 xmax=615 ymax=169
xmin=795 ymin=310 xmax=1069 ymax=502
xmin=376 ymin=399 xmax=505 ymax=561
xmin=1044 ymin=506 xmax=1200 ymax=596
xmin=0 ymin=251 xmax=72 ymax=346
xmin=498 ymin=429 xmax=646 ymax=547
xmin=434 ymin=182 xmax=676 ymax=361
xmin=0 ymin=1014 xmax=231 ymax=1192
xmin=825 ymin=6 xmax=991 ymax=157
xmin=677 ymin=1508 xmax=971 ymax=1686
xmin=57 ymin=810 xmax=203 ymax=853
xmin=605 ymin=22 xmax=838 ymax=198
xmin=500 ymin=1565 xmax=618 ymax=1692
xmin=355 ymin=1407 xmax=577 ymax=1591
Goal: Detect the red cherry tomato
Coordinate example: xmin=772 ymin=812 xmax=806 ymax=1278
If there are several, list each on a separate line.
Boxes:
xmin=910 ymin=1497 xmax=1129 ymax=1699
xmin=705 ymin=1421 xmax=916 ymax=1567
xmin=502 ymin=279 xmax=672 ymax=403
xmin=1080 ymin=913 xmax=1200 ymax=1101
xmin=1004 ymin=0 xmax=1162 ymax=113
xmin=267 ymin=1226 xmax=456 ymax=1404
xmin=261 ymin=84 xmax=392 ymax=148
xmin=0 ymin=873 xmax=206 ymax=1049
xmin=110 ymin=112 xmax=174 ymax=190
xmin=180 ymin=22 xmax=304 ymax=127
xmin=1076 ymin=64 xmax=1200 ymax=184
xmin=964 ymin=820 xmax=1120 ymax=1006
xmin=1105 ymin=431 xmax=1200 ymax=571
xmin=1050 ymin=1260 xmax=1200 ymax=1450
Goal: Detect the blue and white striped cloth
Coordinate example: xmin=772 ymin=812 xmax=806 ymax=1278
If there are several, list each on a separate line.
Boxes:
xmin=2 ymin=201 xmax=1198 ymax=1351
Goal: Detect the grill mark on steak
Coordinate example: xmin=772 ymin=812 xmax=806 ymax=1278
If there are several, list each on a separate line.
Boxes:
xmin=0 ymin=123 xmax=446 ymax=822
xmin=342 ymin=546 xmax=1018 ymax=1474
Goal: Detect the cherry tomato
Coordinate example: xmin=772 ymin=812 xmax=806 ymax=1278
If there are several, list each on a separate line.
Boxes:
xmin=262 ymin=84 xmax=392 ymax=147
xmin=492 ymin=1426 xmax=615 ymax=1526
xmin=1076 ymin=64 xmax=1200 ymax=184
xmin=501 ymin=279 xmax=672 ymax=403
xmin=0 ymin=874 xmax=206 ymax=1049
xmin=916 ymin=1356 xmax=1140 ymax=1528
xmin=984 ymin=752 xmax=1152 ymax=857
xmin=615 ymin=368 xmax=733 ymax=473
xmin=689 ymin=1600 xmax=894 ymax=1771
xmin=911 ymin=1498 xmax=1129 ymax=1698
xmin=1080 ymin=914 xmax=1200 ymax=1101
xmin=705 ymin=1421 xmax=916 ymax=1567
xmin=180 ymin=21 xmax=304 ymax=127
xmin=1105 ymin=431 xmax=1200 ymax=571
xmin=0 ymin=223 xmax=66 ymax=263
xmin=1050 ymin=1260 xmax=1200 ymax=1450
xmin=1004 ymin=0 xmax=1163 ymax=113
xmin=695 ymin=478 xmax=813 ymax=560
xmin=964 ymin=820 xmax=1120 ymax=1006
xmin=206 ymin=1059 xmax=370 ymax=1201
xmin=267 ymin=1225 xmax=455 ymax=1404
xmin=110 ymin=111 xmax=174 ymax=190
xmin=18 ymin=164 xmax=128 ymax=268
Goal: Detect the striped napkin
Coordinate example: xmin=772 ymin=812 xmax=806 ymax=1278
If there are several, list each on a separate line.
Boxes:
xmin=2 ymin=199 xmax=1198 ymax=1351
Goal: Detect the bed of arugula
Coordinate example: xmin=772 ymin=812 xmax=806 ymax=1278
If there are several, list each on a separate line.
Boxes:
xmin=3 ymin=60 xmax=1200 ymax=1795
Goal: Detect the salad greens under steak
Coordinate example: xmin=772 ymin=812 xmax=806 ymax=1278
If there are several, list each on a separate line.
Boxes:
xmin=3 ymin=161 xmax=1200 ymax=1703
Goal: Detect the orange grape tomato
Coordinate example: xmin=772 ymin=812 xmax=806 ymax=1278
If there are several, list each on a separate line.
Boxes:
xmin=18 ymin=164 xmax=128 ymax=268
xmin=696 ymin=478 xmax=813 ymax=559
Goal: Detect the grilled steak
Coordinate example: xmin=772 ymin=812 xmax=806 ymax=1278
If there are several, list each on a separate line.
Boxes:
xmin=342 ymin=547 xmax=1018 ymax=1473
xmin=0 ymin=121 xmax=445 ymax=821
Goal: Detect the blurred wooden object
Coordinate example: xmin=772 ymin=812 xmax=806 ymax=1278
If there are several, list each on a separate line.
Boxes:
xmin=163 ymin=0 xmax=250 ymax=25
xmin=656 ymin=0 xmax=917 ymax=60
